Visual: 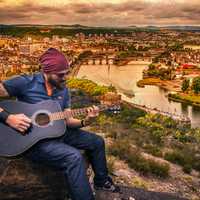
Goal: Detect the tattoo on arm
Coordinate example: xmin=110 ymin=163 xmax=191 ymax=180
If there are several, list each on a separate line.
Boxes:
xmin=0 ymin=83 xmax=9 ymax=97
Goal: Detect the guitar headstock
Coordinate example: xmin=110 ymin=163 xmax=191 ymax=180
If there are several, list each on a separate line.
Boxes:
xmin=107 ymin=105 xmax=121 ymax=114
xmin=99 ymin=92 xmax=121 ymax=114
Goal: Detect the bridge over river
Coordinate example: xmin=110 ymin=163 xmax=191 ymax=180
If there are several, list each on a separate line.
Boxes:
xmin=82 ymin=56 xmax=152 ymax=65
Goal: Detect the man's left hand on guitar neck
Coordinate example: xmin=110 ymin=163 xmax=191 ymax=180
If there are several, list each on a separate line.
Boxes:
xmin=65 ymin=105 xmax=99 ymax=128
xmin=83 ymin=105 xmax=99 ymax=126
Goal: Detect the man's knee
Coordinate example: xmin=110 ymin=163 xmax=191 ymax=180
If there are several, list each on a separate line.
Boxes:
xmin=62 ymin=149 xmax=84 ymax=168
xmin=93 ymin=135 xmax=105 ymax=149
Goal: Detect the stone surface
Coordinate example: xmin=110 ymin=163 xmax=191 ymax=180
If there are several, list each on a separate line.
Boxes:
xmin=95 ymin=186 xmax=188 ymax=200
xmin=0 ymin=157 xmax=68 ymax=200
xmin=0 ymin=157 xmax=188 ymax=200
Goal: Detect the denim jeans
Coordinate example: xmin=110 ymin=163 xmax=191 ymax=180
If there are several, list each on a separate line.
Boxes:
xmin=25 ymin=128 xmax=108 ymax=200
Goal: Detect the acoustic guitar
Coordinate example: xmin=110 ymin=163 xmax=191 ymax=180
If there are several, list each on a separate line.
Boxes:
xmin=0 ymin=95 xmax=120 ymax=157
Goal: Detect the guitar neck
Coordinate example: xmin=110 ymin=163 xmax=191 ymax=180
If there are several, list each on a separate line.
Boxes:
xmin=50 ymin=104 xmax=108 ymax=121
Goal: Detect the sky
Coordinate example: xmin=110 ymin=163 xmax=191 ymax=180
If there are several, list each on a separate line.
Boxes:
xmin=0 ymin=0 xmax=199 ymax=26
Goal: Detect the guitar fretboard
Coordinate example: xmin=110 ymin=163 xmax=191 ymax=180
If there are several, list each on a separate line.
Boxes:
xmin=50 ymin=104 xmax=108 ymax=121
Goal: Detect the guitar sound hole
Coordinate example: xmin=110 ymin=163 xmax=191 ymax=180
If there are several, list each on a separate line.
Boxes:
xmin=35 ymin=113 xmax=50 ymax=126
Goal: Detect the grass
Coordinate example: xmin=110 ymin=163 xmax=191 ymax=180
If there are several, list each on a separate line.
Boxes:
xmin=131 ymin=177 xmax=149 ymax=189
xmin=108 ymin=139 xmax=170 ymax=178
xmin=164 ymin=150 xmax=193 ymax=174
xmin=67 ymin=78 xmax=115 ymax=96
xmin=143 ymin=144 xmax=163 ymax=157
xmin=106 ymin=156 xmax=116 ymax=174
xmin=168 ymin=92 xmax=200 ymax=106
xmin=137 ymin=78 xmax=162 ymax=87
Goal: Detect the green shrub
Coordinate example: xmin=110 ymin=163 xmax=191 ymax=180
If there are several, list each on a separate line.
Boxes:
xmin=164 ymin=150 xmax=194 ymax=173
xmin=116 ymin=105 xmax=146 ymax=125
xmin=147 ymin=159 xmax=170 ymax=178
xmin=192 ymin=160 xmax=200 ymax=171
xmin=173 ymin=130 xmax=193 ymax=143
xmin=67 ymin=78 xmax=115 ymax=96
xmin=182 ymin=164 xmax=192 ymax=174
xmin=127 ymin=151 xmax=169 ymax=178
xmin=164 ymin=151 xmax=186 ymax=166
xmin=107 ymin=139 xmax=131 ymax=160
xmin=150 ymin=129 xmax=164 ymax=144
xmin=108 ymin=139 xmax=169 ymax=178
xmin=143 ymin=144 xmax=163 ymax=157
xmin=162 ymin=117 xmax=177 ymax=128
xmin=107 ymin=156 xmax=116 ymax=174
xmin=131 ymin=177 xmax=149 ymax=189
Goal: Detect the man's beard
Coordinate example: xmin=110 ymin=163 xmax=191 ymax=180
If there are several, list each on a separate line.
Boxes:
xmin=48 ymin=78 xmax=66 ymax=90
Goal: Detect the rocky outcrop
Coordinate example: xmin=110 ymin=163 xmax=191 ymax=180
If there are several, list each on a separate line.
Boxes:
xmin=0 ymin=157 xmax=68 ymax=200
xmin=95 ymin=186 xmax=188 ymax=200
xmin=0 ymin=157 xmax=187 ymax=200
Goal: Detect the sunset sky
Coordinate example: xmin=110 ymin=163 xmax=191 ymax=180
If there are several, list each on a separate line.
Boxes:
xmin=0 ymin=0 xmax=199 ymax=26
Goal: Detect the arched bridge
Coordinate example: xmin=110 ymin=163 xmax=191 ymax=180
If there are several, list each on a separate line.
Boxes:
xmin=82 ymin=56 xmax=152 ymax=65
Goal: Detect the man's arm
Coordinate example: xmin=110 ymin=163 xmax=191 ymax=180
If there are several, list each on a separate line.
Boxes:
xmin=0 ymin=82 xmax=9 ymax=97
xmin=0 ymin=82 xmax=31 ymax=133
xmin=0 ymin=82 xmax=10 ymax=121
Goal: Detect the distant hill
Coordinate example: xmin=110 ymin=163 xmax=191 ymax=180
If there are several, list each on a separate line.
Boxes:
xmin=127 ymin=25 xmax=200 ymax=31
xmin=145 ymin=26 xmax=159 ymax=29
xmin=1 ymin=24 xmax=91 ymax=29
xmin=1 ymin=24 xmax=200 ymax=31
xmin=128 ymin=25 xmax=137 ymax=28
xmin=161 ymin=26 xmax=200 ymax=31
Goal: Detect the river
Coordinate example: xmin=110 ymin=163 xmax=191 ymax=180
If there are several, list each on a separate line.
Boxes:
xmin=77 ymin=62 xmax=200 ymax=128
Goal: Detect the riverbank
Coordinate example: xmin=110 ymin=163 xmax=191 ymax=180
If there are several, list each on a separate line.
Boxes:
xmin=137 ymin=78 xmax=182 ymax=92
xmin=137 ymin=77 xmax=200 ymax=109
xmin=168 ymin=92 xmax=200 ymax=107
xmin=115 ymin=60 xmax=151 ymax=66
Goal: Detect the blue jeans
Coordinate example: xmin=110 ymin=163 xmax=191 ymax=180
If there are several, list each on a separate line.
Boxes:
xmin=25 ymin=128 xmax=108 ymax=200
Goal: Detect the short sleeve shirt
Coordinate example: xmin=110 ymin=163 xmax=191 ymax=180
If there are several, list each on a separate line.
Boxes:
xmin=2 ymin=73 xmax=70 ymax=110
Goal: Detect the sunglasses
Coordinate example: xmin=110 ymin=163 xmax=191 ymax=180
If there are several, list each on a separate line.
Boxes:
xmin=55 ymin=71 xmax=70 ymax=78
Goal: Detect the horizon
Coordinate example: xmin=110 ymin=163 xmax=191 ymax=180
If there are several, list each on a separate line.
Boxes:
xmin=1 ymin=24 xmax=200 ymax=28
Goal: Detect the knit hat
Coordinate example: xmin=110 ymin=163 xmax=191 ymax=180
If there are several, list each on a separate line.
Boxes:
xmin=39 ymin=48 xmax=69 ymax=74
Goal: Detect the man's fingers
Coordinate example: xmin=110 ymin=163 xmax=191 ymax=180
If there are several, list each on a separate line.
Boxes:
xmin=86 ymin=106 xmax=99 ymax=117
xmin=92 ymin=105 xmax=99 ymax=116
xmin=93 ymin=105 xmax=99 ymax=110
xmin=17 ymin=127 xmax=26 ymax=134
xmin=21 ymin=115 xmax=32 ymax=124
xmin=20 ymin=122 xmax=30 ymax=128
xmin=65 ymin=109 xmax=72 ymax=118
xmin=87 ymin=107 xmax=93 ymax=113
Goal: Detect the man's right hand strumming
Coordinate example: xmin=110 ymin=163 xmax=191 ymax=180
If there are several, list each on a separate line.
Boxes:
xmin=6 ymin=114 xmax=32 ymax=134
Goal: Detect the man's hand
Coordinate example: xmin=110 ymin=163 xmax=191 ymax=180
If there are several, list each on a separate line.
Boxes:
xmin=6 ymin=114 xmax=32 ymax=134
xmin=64 ymin=106 xmax=99 ymax=128
xmin=83 ymin=105 xmax=99 ymax=126
xmin=86 ymin=105 xmax=99 ymax=118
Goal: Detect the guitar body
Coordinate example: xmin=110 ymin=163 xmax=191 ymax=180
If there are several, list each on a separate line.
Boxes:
xmin=0 ymin=100 xmax=66 ymax=157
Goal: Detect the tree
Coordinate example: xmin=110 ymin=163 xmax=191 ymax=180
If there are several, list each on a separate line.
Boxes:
xmin=192 ymin=77 xmax=200 ymax=94
xmin=152 ymin=56 xmax=159 ymax=63
xmin=148 ymin=63 xmax=156 ymax=70
xmin=78 ymin=50 xmax=93 ymax=60
xmin=181 ymin=79 xmax=190 ymax=92
xmin=168 ymin=43 xmax=183 ymax=51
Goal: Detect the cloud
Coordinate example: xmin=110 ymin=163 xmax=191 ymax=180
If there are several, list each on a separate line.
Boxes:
xmin=0 ymin=1 xmax=200 ymax=26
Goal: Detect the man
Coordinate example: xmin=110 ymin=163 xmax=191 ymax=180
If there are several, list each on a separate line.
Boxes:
xmin=0 ymin=48 xmax=119 ymax=200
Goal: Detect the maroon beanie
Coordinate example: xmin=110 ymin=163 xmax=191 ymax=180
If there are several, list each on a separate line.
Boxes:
xmin=39 ymin=48 xmax=69 ymax=74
